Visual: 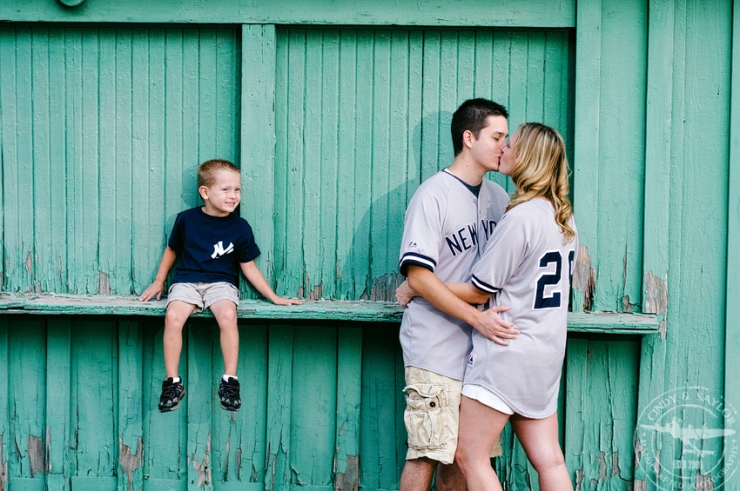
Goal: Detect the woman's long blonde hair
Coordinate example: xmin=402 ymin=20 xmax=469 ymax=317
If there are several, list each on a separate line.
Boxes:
xmin=508 ymin=123 xmax=575 ymax=241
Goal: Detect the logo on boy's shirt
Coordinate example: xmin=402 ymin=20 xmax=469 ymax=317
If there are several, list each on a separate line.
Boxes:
xmin=211 ymin=241 xmax=234 ymax=259
xmin=467 ymin=353 xmax=475 ymax=367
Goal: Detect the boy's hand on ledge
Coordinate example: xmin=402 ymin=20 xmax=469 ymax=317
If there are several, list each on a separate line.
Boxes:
xmin=270 ymin=296 xmax=304 ymax=306
xmin=139 ymin=280 xmax=165 ymax=302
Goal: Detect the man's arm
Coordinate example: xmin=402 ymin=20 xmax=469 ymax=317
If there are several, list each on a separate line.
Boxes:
xmin=139 ymin=246 xmax=177 ymax=301
xmin=406 ymin=265 xmax=518 ymax=345
xmin=240 ymin=260 xmax=303 ymax=305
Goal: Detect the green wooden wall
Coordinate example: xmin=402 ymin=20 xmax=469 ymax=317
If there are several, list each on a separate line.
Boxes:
xmin=0 ymin=0 xmax=737 ymax=490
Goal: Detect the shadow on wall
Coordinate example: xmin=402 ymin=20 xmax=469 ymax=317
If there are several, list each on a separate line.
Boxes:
xmin=338 ymin=111 xmax=453 ymax=301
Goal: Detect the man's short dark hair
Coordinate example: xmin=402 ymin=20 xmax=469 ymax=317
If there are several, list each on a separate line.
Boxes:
xmin=450 ymin=98 xmax=509 ymax=156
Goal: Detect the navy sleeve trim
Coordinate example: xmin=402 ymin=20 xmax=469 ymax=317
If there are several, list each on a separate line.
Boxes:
xmin=471 ymin=275 xmax=499 ymax=294
xmin=399 ymin=253 xmax=436 ymax=277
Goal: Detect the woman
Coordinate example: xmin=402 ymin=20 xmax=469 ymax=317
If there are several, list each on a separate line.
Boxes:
xmin=398 ymin=122 xmax=577 ymax=491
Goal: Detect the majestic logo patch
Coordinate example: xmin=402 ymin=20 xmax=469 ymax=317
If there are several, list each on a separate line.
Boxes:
xmin=408 ymin=241 xmax=417 ymax=248
xmin=211 ymin=241 xmax=234 ymax=259
xmin=467 ymin=353 xmax=474 ymax=367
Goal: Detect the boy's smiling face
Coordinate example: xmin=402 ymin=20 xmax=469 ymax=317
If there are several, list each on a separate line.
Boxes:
xmin=199 ymin=168 xmax=241 ymax=217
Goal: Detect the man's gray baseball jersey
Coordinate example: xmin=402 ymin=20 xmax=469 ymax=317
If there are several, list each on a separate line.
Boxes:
xmin=465 ymin=198 xmax=577 ymax=418
xmin=398 ymin=169 xmax=510 ymax=380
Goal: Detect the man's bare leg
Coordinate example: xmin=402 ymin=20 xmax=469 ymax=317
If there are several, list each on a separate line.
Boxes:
xmin=400 ymin=458 xmax=435 ymax=491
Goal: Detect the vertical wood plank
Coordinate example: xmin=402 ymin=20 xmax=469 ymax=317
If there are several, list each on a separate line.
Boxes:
xmin=130 ymin=28 xmax=150 ymax=295
xmin=48 ymin=29 xmax=69 ymax=294
xmin=319 ymin=29 xmax=340 ymax=300
xmin=186 ymin=321 xmax=214 ymax=491
xmin=242 ymin=24 xmax=278 ymax=297
xmin=46 ymin=320 xmax=71 ymax=491
xmin=273 ymin=27 xmax=290 ymax=296
xmin=726 ymin=0 xmax=740 ymax=488
xmin=8 ymin=319 xmax=46 ymax=481
xmin=359 ymin=324 xmax=404 ymax=490
xmin=181 ymin=29 xmax=201 ymax=209
xmin=234 ymin=323 xmax=268 ymax=485
xmin=290 ymin=327 xmax=337 ymax=486
xmin=302 ymin=29 xmax=324 ymax=300
xmin=98 ymin=29 xmax=118 ymax=296
xmin=352 ymin=30 xmax=374 ymax=298
xmin=71 ymin=320 xmax=117 ymax=480
xmin=283 ymin=30 xmax=307 ymax=298
xmin=595 ymin=0 xmax=647 ymax=312
xmin=1 ymin=28 xmax=35 ymax=292
xmin=80 ymin=29 xmax=100 ymax=293
xmin=264 ymin=324 xmax=293 ymax=491
xmin=114 ymin=28 xmax=135 ymax=295
xmin=563 ymin=337 xmax=640 ymax=488
xmin=164 ymin=28 xmax=185 ymax=219
xmin=118 ymin=321 xmax=144 ymax=491
xmin=420 ymin=30 xmax=442 ymax=181
xmin=571 ymin=0 xmax=602 ymax=312
xmin=335 ymin=30 xmax=358 ymax=300
xmin=334 ymin=328 xmax=362 ymax=491
xmin=634 ymin=0 xmax=674 ymax=486
xmin=0 ymin=318 xmax=9 ymax=491
xmin=30 ymin=28 xmax=51 ymax=293
xmin=146 ymin=28 xmax=167 ymax=294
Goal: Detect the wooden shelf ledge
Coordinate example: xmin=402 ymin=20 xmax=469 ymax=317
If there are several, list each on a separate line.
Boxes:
xmin=0 ymin=293 xmax=660 ymax=334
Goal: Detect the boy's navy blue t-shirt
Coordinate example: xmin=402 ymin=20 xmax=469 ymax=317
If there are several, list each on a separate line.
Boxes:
xmin=168 ymin=207 xmax=261 ymax=286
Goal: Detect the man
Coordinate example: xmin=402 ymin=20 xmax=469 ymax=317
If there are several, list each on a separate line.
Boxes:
xmin=397 ymin=98 xmax=519 ymax=491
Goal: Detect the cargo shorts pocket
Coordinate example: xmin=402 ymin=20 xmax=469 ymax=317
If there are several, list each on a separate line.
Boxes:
xmin=403 ymin=383 xmax=448 ymax=450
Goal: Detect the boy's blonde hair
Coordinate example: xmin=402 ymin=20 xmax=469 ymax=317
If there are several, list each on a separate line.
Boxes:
xmin=508 ymin=123 xmax=575 ymax=242
xmin=198 ymin=159 xmax=240 ymax=188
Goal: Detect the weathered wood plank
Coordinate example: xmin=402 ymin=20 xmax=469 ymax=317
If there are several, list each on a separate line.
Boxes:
xmin=71 ymin=320 xmax=116 ymax=480
xmin=46 ymin=320 xmax=71 ymax=490
xmin=359 ymin=324 xmax=405 ymax=490
xmin=334 ymin=328 xmax=362 ymax=491
xmin=8 ymin=320 xmax=46 ymax=480
xmin=186 ymin=322 xmax=214 ymax=491
xmin=335 ymin=30 xmax=359 ymax=300
xmin=563 ymin=337 xmax=640 ymax=489
xmin=290 ymin=327 xmax=337 ymax=486
xmin=0 ymin=294 xmax=660 ymax=332
xmin=726 ymin=0 xmax=740 ymax=488
xmin=265 ymin=324 xmax=293 ymax=491
xmin=593 ymin=0 xmax=647 ymax=312
xmin=0 ymin=318 xmax=9 ymax=491
xmin=242 ymin=24 xmax=277 ymax=299
xmin=0 ymin=0 xmax=576 ymax=27
xmin=571 ymin=0 xmax=601 ymax=313
xmin=634 ymin=0 xmax=674 ymax=487
xmin=232 ymin=323 xmax=268 ymax=486
xmin=117 ymin=321 xmax=144 ymax=491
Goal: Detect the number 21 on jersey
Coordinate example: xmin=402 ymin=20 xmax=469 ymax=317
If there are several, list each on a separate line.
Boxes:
xmin=534 ymin=250 xmax=576 ymax=309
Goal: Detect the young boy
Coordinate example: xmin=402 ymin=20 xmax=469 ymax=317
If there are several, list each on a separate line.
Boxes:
xmin=139 ymin=159 xmax=302 ymax=412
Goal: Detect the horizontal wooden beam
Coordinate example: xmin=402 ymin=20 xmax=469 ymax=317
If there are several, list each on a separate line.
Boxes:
xmin=0 ymin=0 xmax=575 ymax=27
xmin=0 ymin=293 xmax=660 ymax=333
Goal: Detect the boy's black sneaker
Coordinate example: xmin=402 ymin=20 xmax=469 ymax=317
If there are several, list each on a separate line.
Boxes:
xmin=158 ymin=377 xmax=185 ymax=412
xmin=218 ymin=377 xmax=241 ymax=411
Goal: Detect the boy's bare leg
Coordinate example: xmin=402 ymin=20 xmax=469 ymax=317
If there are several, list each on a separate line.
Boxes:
xmin=400 ymin=458 xmax=435 ymax=491
xmin=510 ymin=413 xmax=572 ymax=491
xmin=164 ymin=300 xmax=197 ymax=378
xmin=436 ymin=461 xmax=466 ymax=491
xmin=210 ymin=300 xmax=239 ymax=376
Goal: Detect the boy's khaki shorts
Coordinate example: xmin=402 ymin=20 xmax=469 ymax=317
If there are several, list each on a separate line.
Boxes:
xmin=166 ymin=282 xmax=240 ymax=312
xmin=403 ymin=366 xmax=502 ymax=465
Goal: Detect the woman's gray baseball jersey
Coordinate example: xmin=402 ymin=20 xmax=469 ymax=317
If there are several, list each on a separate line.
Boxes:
xmin=466 ymin=198 xmax=577 ymax=418
xmin=398 ymin=169 xmax=510 ymax=380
